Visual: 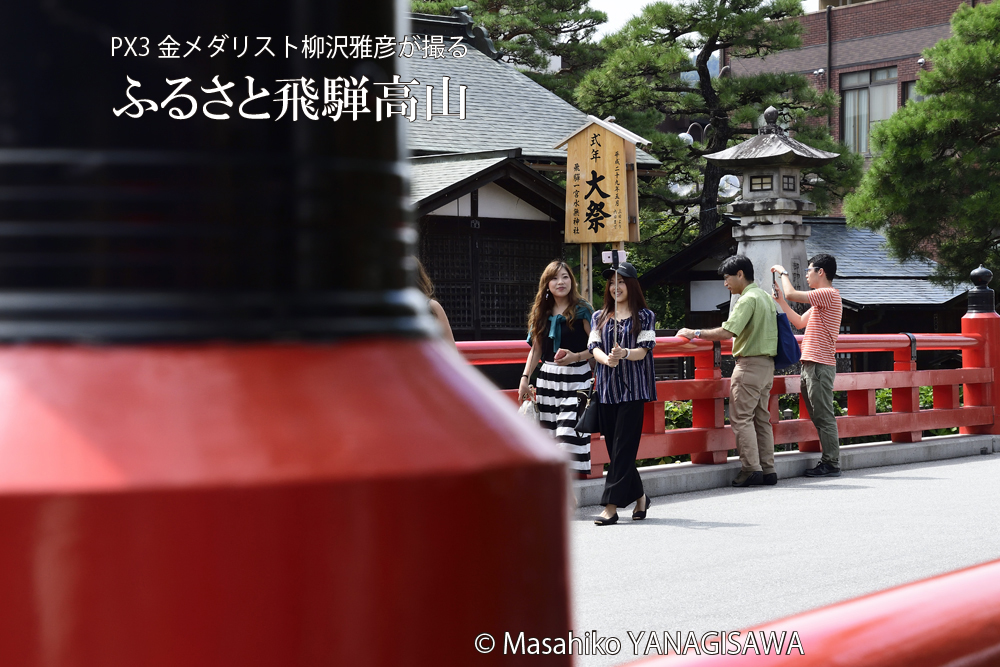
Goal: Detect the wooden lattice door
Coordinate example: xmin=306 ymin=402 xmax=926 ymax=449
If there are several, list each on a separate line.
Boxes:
xmin=420 ymin=217 xmax=561 ymax=340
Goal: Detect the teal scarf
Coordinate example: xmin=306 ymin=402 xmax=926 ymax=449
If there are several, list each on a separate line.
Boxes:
xmin=547 ymin=313 xmax=566 ymax=353
xmin=526 ymin=302 xmax=594 ymax=349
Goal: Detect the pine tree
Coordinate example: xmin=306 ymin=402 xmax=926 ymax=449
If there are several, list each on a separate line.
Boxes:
xmin=411 ymin=0 xmax=606 ymax=73
xmin=844 ymin=1 xmax=1000 ymax=283
xmin=576 ymin=0 xmax=862 ymax=237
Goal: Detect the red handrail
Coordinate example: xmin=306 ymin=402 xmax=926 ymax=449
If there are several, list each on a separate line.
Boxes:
xmin=629 ymin=557 xmax=1000 ymax=665
xmin=456 ymin=333 xmax=982 ymax=364
xmin=457 ymin=332 xmax=995 ymax=475
xmin=457 ymin=312 xmax=1000 ymax=664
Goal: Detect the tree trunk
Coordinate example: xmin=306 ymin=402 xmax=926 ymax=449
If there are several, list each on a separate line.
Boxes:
xmin=694 ymin=38 xmax=729 ymax=238
xmin=699 ymin=160 xmax=723 ymax=236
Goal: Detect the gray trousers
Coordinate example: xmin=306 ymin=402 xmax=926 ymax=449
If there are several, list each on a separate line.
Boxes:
xmin=801 ymin=361 xmax=840 ymax=466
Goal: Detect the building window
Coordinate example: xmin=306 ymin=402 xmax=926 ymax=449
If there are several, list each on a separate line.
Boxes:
xmin=841 ymin=67 xmax=898 ymax=154
xmin=782 ymin=175 xmax=796 ymax=191
xmin=750 ymin=175 xmax=773 ymax=191
xmin=904 ymin=80 xmax=925 ymax=104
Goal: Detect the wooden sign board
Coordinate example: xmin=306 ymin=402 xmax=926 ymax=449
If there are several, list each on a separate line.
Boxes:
xmin=625 ymin=140 xmax=640 ymax=243
xmin=565 ymin=124 xmax=633 ymax=244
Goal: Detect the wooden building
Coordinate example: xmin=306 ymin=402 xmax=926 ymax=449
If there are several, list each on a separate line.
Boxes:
xmin=407 ymin=10 xmax=659 ymax=341
xmin=411 ymin=149 xmax=565 ymax=341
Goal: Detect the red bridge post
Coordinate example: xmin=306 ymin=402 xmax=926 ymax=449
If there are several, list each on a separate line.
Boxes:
xmin=891 ymin=334 xmax=921 ymax=442
xmin=691 ymin=342 xmax=727 ymax=464
xmin=961 ymin=266 xmax=1000 ymax=435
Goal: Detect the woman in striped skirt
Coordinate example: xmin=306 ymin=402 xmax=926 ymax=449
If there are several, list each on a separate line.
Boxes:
xmin=518 ymin=260 xmax=594 ymax=477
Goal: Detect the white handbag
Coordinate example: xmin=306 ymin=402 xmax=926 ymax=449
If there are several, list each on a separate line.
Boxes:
xmin=518 ymin=385 xmax=539 ymax=422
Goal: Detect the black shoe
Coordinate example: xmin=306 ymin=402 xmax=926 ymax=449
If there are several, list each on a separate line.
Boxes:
xmin=632 ymin=494 xmax=651 ymax=520
xmin=732 ymin=471 xmax=764 ymax=487
xmin=804 ymin=461 xmax=842 ymax=477
xmin=594 ymin=512 xmax=619 ymax=526
xmin=762 ymin=472 xmax=778 ymax=486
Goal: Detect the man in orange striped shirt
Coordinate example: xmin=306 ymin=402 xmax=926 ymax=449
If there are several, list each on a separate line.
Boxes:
xmin=771 ymin=255 xmax=844 ymax=477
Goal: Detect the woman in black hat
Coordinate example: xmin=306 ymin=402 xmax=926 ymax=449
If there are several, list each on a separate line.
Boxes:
xmin=587 ymin=262 xmax=657 ymax=525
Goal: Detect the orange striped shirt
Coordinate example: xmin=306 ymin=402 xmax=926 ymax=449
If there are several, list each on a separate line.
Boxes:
xmin=801 ymin=287 xmax=842 ymax=366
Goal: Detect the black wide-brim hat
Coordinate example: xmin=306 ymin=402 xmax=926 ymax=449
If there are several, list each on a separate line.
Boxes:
xmin=602 ymin=261 xmax=638 ymax=280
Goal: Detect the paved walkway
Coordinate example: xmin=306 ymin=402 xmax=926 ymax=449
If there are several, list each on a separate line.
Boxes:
xmin=570 ymin=454 xmax=1000 ymax=666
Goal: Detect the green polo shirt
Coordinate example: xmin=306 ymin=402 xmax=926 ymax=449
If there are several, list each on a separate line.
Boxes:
xmin=722 ymin=282 xmax=778 ymax=358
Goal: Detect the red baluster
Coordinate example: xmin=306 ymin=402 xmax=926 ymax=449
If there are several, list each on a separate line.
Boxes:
xmin=691 ymin=343 xmax=727 ymax=464
xmin=891 ymin=337 xmax=921 ymax=443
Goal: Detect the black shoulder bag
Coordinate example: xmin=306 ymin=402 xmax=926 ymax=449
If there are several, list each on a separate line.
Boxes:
xmin=575 ymin=385 xmax=600 ymax=434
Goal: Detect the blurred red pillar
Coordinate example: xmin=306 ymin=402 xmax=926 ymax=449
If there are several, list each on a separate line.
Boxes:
xmin=0 ymin=0 xmax=572 ymax=662
xmin=0 ymin=342 xmax=571 ymax=665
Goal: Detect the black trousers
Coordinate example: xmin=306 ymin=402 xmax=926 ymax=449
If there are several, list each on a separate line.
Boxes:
xmin=598 ymin=400 xmax=645 ymax=507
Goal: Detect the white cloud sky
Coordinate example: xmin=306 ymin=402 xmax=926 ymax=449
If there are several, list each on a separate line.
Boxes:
xmin=590 ymin=0 xmax=820 ymax=39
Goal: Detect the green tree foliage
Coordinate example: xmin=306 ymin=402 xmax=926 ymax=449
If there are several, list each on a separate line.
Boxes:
xmin=524 ymin=39 xmax=607 ymax=104
xmin=843 ymin=1 xmax=1000 ymax=283
xmin=411 ymin=0 xmax=607 ymax=73
xmin=576 ymin=0 xmax=862 ymax=237
xmin=629 ymin=202 xmax=699 ymax=327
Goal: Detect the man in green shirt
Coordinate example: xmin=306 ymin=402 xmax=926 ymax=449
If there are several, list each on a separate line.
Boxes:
xmin=678 ymin=255 xmax=778 ymax=487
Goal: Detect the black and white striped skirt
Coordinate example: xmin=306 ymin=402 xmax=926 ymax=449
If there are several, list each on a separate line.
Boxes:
xmin=536 ymin=360 xmax=593 ymax=475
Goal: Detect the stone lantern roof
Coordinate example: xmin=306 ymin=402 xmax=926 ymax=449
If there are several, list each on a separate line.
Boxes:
xmin=703 ymin=107 xmax=839 ymax=169
xmin=701 ymin=107 xmax=841 ymax=308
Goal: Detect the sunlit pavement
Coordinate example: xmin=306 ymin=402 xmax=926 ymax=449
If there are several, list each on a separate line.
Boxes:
xmin=570 ymin=454 xmax=1000 ymax=666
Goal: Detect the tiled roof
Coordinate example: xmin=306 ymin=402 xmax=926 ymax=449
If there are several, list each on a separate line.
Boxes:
xmin=832 ymin=278 xmax=964 ymax=306
xmin=731 ymin=23 xmax=951 ymax=75
xmin=804 ymin=220 xmax=935 ymax=277
xmin=804 ymin=219 xmax=965 ymax=306
xmin=641 ymin=217 xmax=967 ymax=307
xmin=409 ymin=155 xmax=507 ymax=204
xmin=405 ymin=49 xmax=659 ymax=165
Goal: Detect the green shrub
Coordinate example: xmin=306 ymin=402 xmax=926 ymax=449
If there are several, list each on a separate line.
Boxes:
xmin=635 ymin=401 xmax=693 ymax=467
xmin=664 ymin=401 xmax=692 ymax=430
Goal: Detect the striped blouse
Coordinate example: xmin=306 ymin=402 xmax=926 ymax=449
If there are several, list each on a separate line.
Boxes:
xmin=801 ymin=287 xmax=842 ymax=366
xmin=588 ymin=308 xmax=657 ymax=404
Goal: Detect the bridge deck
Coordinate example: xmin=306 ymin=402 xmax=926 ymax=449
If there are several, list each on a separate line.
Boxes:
xmin=570 ymin=454 xmax=1000 ymax=665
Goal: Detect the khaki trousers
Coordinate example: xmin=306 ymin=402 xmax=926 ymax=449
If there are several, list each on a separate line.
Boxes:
xmin=730 ymin=355 xmax=775 ymax=473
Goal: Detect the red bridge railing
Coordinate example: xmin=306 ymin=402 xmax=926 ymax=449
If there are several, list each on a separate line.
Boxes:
xmin=633 ymin=556 xmax=1000 ymax=666
xmin=458 ymin=317 xmax=1000 ymax=479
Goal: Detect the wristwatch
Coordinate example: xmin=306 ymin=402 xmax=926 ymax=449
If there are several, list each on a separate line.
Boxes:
xmin=780 ymin=270 xmax=789 ymax=276
xmin=695 ymin=330 xmax=702 ymax=338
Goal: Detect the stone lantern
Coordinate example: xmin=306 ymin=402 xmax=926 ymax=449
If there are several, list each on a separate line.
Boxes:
xmin=704 ymin=107 xmax=839 ymax=306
